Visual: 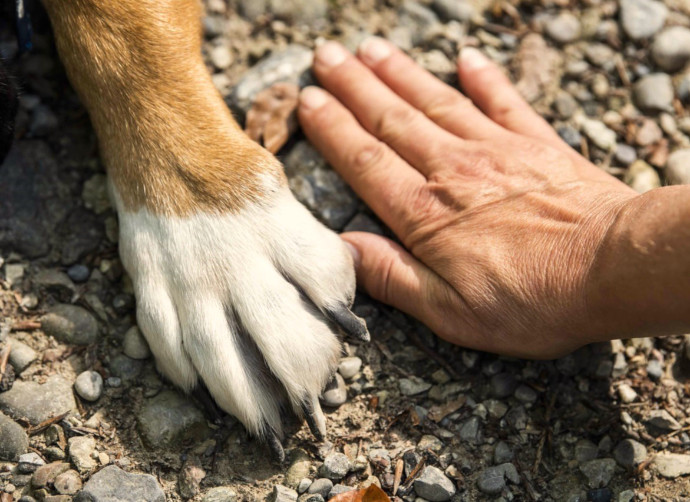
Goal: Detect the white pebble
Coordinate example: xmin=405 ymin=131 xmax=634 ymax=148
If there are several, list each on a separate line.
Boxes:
xmin=74 ymin=371 xmax=104 ymax=402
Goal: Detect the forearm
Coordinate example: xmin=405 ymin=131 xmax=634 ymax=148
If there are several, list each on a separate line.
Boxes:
xmin=588 ymin=185 xmax=690 ymax=341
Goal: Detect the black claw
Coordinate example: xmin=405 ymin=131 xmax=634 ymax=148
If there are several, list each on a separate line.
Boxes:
xmin=301 ymin=401 xmax=325 ymax=442
xmin=325 ymin=305 xmax=370 ymax=342
xmin=263 ymin=425 xmax=285 ymax=463
xmin=192 ymin=383 xmax=225 ymax=425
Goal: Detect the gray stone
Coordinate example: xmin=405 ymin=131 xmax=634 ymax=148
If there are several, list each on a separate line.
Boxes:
xmin=580 ymin=118 xmax=617 ymax=151
xmin=8 ymin=339 xmax=37 ymax=373
xmin=579 ymin=458 xmax=617 ymax=488
xmin=237 ymin=0 xmax=328 ymax=25
xmin=17 ymin=452 xmax=44 ymax=473
xmin=307 ymin=478 xmax=332 ymax=497
xmin=0 ymin=412 xmax=28 ymax=461
xmin=399 ymin=376 xmax=432 ymax=396
xmin=268 ymin=485 xmax=298 ymax=502
xmin=75 ymin=465 xmax=165 ymax=502
xmin=514 ymin=384 xmax=538 ymax=403
xmin=54 ymin=469 xmax=82 ymax=495
xmin=646 ymin=359 xmax=663 ymax=380
xmin=558 ymin=125 xmax=582 ymax=149
xmin=68 ymin=436 xmax=96 ymax=473
xmin=41 ymin=304 xmax=99 ymax=345
xmin=614 ymin=144 xmax=637 ymax=166
xmin=491 ymin=373 xmax=517 ymax=398
xmin=298 ymin=495 xmax=323 ymax=502
xmin=459 ymin=415 xmax=481 ymax=444
xmin=414 ymin=465 xmax=456 ymax=501
xmin=284 ymin=449 xmax=311 ymax=489
xmin=337 ymin=357 xmax=362 ymax=380
xmin=320 ymin=373 xmax=347 ymax=407
xmin=545 ymin=12 xmax=581 ymax=44
xmin=32 ymin=462 xmax=71 ymax=489
xmin=0 ymin=376 xmax=76 ymax=425
xmin=501 ymin=463 xmax=520 ymax=484
xmin=283 ymin=142 xmax=359 ymax=230
xmin=585 ymin=44 xmax=616 ymax=69
xmin=554 ymin=92 xmax=578 ymax=119
xmin=477 ymin=466 xmax=505 ymax=495
xmin=66 ymin=264 xmax=90 ymax=283
xmin=666 ymin=149 xmax=690 ymax=185
xmin=137 ymin=391 xmax=210 ymax=447
xmin=399 ymin=1 xmax=441 ymax=45
xmin=645 ymin=409 xmax=681 ymax=434
xmin=74 ymin=371 xmax=103 ymax=402
xmin=613 ymin=439 xmax=647 ymax=468
xmin=82 ymin=174 xmax=111 ymax=214
xmin=33 ymin=269 xmax=75 ymax=300
xmin=109 ymin=354 xmax=144 ymax=383
xmin=624 ymin=160 xmax=661 ymax=193
xmin=432 ymin=0 xmax=476 ymax=22
xmin=297 ymin=479 xmax=311 ymax=494
xmin=319 ymin=452 xmax=350 ymax=480
xmin=620 ymin=0 xmax=667 ymax=40
xmin=30 ymin=105 xmax=58 ymax=136
xmin=653 ymin=453 xmax=690 ymax=478
xmin=652 ymin=27 xmax=690 ymax=72
xmin=575 ymin=440 xmax=598 ymax=464
xmin=229 ymin=45 xmax=313 ymax=115
xmin=201 ymin=487 xmax=238 ymax=502
xmin=633 ymin=73 xmax=674 ymax=112
xmin=329 ymin=485 xmax=355 ymax=497
xmin=123 ymin=326 xmax=151 ymax=360
xmin=494 ymin=441 xmax=514 ymax=464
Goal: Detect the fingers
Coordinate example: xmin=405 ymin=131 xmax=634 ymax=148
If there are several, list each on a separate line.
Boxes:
xmin=310 ymin=42 xmax=460 ymax=173
xmin=298 ymin=86 xmax=426 ymax=237
xmin=356 ymin=37 xmax=506 ymax=141
xmin=457 ymin=48 xmax=567 ymax=150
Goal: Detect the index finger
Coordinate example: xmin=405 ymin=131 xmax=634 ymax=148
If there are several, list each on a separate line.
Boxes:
xmin=298 ymin=86 xmax=427 ymax=238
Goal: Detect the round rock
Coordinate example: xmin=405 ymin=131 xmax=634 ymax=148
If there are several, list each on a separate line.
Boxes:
xmin=66 ymin=264 xmax=90 ymax=283
xmin=414 ymin=465 xmax=456 ymax=501
xmin=123 ymin=326 xmax=151 ymax=360
xmin=651 ymin=27 xmax=690 ymax=71
xmin=613 ymin=439 xmax=647 ymax=468
xmin=633 ymin=73 xmax=674 ymax=112
xmin=620 ymin=0 xmax=667 ymax=40
xmin=337 ymin=357 xmax=362 ymax=380
xmin=545 ymin=12 xmax=581 ymax=44
xmin=320 ymin=373 xmax=347 ymax=407
xmin=0 ymin=375 xmax=76 ymax=425
xmin=8 ymin=339 xmax=37 ymax=373
xmin=579 ymin=458 xmax=617 ymax=489
xmin=666 ymin=149 xmax=690 ymax=185
xmin=137 ymin=391 xmax=210 ymax=447
xmin=307 ymin=478 xmax=332 ymax=497
xmin=319 ymin=452 xmax=350 ymax=480
xmin=0 ymin=412 xmax=29 ymax=461
xmin=74 ymin=465 xmax=165 ymax=502
xmin=201 ymin=487 xmax=238 ymax=502
xmin=74 ymin=371 xmax=103 ymax=402
xmin=54 ymin=469 xmax=82 ymax=495
xmin=41 ymin=304 xmax=98 ymax=345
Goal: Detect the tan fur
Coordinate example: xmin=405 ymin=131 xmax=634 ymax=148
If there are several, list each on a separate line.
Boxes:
xmin=41 ymin=0 xmax=283 ymax=215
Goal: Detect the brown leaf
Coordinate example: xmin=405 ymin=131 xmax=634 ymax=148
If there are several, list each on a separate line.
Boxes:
xmin=329 ymin=485 xmax=391 ymax=502
xmin=427 ymin=396 xmax=466 ymax=423
xmin=515 ymin=33 xmax=562 ymax=104
xmin=245 ymin=82 xmax=299 ymax=154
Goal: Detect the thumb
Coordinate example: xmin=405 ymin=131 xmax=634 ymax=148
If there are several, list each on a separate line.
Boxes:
xmin=341 ymin=231 xmax=450 ymax=331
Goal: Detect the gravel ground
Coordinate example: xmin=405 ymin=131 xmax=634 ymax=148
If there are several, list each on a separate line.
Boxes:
xmin=1 ymin=0 xmax=690 ymax=501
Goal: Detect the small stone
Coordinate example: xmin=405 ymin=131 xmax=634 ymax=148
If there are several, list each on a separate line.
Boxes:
xmin=580 ymin=118 xmax=617 ymax=151
xmin=268 ymin=485 xmax=298 ymax=502
xmin=74 ymin=371 xmax=103 ymax=402
xmin=54 ymin=469 xmax=82 ymax=495
xmin=653 ymin=453 xmax=690 ymax=478
xmin=666 ymin=149 xmax=690 ymax=185
xmin=514 ymin=384 xmax=537 ymax=404
xmin=68 ymin=436 xmax=96 ymax=473
xmin=4 ymin=263 xmax=25 ymax=286
xmin=554 ymin=92 xmax=578 ymax=119
xmin=624 ymin=160 xmax=661 ymax=193
xmin=82 ymin=174 xmax=111 ymax=214
xmin=414 ymin=465 xmax=456 ymax=501
xmin=337 ymin=357 xmax=362 ymax=380
xmin=633 ymin=74 xmax=673 ymax=112
xmin=44 ymin=446 xmax=66 ymax=462
xmin=201 ymin=487 xmax=238 ymax=502
xmin=619 ymin=490 xmax=635 ymax=502
xmin=646 ymin=359 xmax=663 ymax=380
xmin=7 ymin=339 xmax=36 ymax=375
xmin=399 ymin=1 xmax=441 ymax=45
xmin=459 ymin=416 xmax=481 ymax=444
xmin=585 ymin=44 xmax=616 ymax=68
xmin=329 ymin=485 xmax=355 ymax=497
xmin=75 ymin=465 xmax=165 ymax=502
xmin=209 ymin=45 xmax=233 ymax=70
xmin=617 ymin=384 xmax=637 ymax=404
xmin=307 ymin=478 xmax=332 ymax=497
xmin=319 ymin=452 xmax=350 ymax=480
xmin=18 ymin=452 xmax=45 ymax=473
xmin=579 ymin=458 xmax=617 ymax=489
xmin=613 ymin=439 xmax=647 ymax=468
xmin=418 ymin=435 xmax=443 ymax=453
xmin=432 ymin=0 xmax=476 ymax=22
xmin=298 ymin=495 xmax=323 ymax=502
xmin=477 ymin=466 xmax=505 ymax=495
xmin=109 ymin=354 xmax=144 ymax=383
xmin=320 ymin=373 xmax=347 ymax=407
xmin=545 ymin=12 xmax=581 ymax=44
xmin=614 ymin=144 xmax=637 ymax=166
xmin=0 ymin=412 xmax=28 ymax=461
xmin=123 ymin=326 xmax=151 ymax=360
xmin=297 ymin=479 xmax=311 ymax=494
xmin=66 ymin=264 xmax=90 ymax=283
xmin=619 ymin=0 xmax=667 ymax=40
xmin=41 ymin=304 xmax=99 ymax=345
xmin=137 ymin=391 xmax=209 ymax=447
xmin=645 ymin=409 xmax=681 ymax=434
xmin=635 ymin=119 xmax=663 ymax=146
xmin=557 ymin=125 xmax=582 ymax=148
xmin=494 ymin=441 xmax=514 ymax=464
xmin=284 ymin=449 xmax=311 ymax=489
xmin=575 ymin=440 xmax=599 ymax=464
xmin=30 ymin=105 xmax=58 ymax=136
xmin=178 ymin=463 xmax=206 ymax=499
xmin=651 ymin=27 xmax=690 ymax=72
xmin=32 ymin=462 xmax=70 ymax=488
xmin=490 ymin=373 xmax=517 ymax=398
xmin=0 ymin=376 xmax=76 ymax=425
xmin=399 ymin=376 xmax=432 ymax=396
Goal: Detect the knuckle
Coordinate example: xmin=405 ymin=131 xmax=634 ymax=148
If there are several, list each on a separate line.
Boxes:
xmin=351 ymin=140 xmax=388 ymax=172
xmin=425 ymin=92 xmax=474 ymax=122
xmin=374 ymin=105 xmax=421 ymax=143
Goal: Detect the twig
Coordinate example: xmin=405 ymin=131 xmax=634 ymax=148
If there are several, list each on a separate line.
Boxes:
xmin=393 ymin=458 xmax=404 ymax=496
xmin=532 ymin=392 xmax=556 ymax=477
xmin=27 ymin=411 xmax=70 ymax=436
xmin=0 ymin=344 xmax=10 ymax=375
xmin=12 ymin=320 xmax=41 ymax=331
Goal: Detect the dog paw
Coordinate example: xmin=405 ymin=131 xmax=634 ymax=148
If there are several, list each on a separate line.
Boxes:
xmin=113 ymin=178 xmax=367 ymax=460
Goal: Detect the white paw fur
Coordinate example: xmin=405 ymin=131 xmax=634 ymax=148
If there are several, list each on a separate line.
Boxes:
xmin=111 ymin=181 xmax=358 ymax=441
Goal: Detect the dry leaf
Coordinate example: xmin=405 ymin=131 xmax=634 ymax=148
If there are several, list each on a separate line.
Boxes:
xmin=428 ymin=396 xmax=466 ymax=423
xmin=329 ymin=484 xmax=391 ymax=502
xmin=245 ymin=82 xmax=299 ymax=154
xmin=515 ymin=33 xmax=562 ymax=104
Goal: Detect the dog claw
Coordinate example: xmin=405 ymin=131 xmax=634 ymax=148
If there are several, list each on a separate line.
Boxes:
xmin=263 ymin=424 xmax=285 ymax=463
xmin=325 ymin=305 xmax=370 ymax=342
xmin=302 ymin=396 xmax=327 ymax=441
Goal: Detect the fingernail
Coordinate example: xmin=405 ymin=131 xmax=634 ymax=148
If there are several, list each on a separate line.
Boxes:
xmin=359 ymin=36 xmax=391 ymax=64
xmin=460 ymin=47 xmax=490 ymax=70
xmin=300 ymin=86 xmax=329 ymax=110
xmin=344 ymin=241 xmax=361 ymax=268
xmin=316 ymin=41 xmax=348 ymax=67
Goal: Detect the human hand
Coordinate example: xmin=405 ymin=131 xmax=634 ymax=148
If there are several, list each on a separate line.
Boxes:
xmin=297 ymin=38 xmax=643 ymax=359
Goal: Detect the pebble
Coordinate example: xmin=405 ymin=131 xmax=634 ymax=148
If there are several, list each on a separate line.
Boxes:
xmin=619 ymin=0 xmax=667 ymax=40
xmin=137 ymin=391 xmax=209 ymax=447
xmin=209 ymin=45 xmax=233 ymax=70
xmin=30 ymin=105 xmax=58 ymax=136
xmin=494 ymin=441 xmax=514 ymax=464
xmin=613 ymin=439 xmax=647 ymax=468
xmin=459 ymin=416 xmax=481 ymax=444
xmin=74 ymin=465 xmax=165 ymax=502
xmin=297 ymin=479 xmax=312 ymax=494
xmin=617 ymin=384 xmax=637 ymax=404
xmin=337 ymin=357 xmax=362 ymax=380
xmin=653 ymin=453 xmax=690 ymax=478
xmin=575 ymin=440 xmax=599 ymax=464
xmin=74 ymin=371 xmax=104 ymax=402
xmin=579 ymin=458 xmax=617 ymax=488
xmin=635 ymin=119 xmax=663 ymax=146
xmin=201 ymin=487 xmax=238 ymax=502
xmin=284 ymin=449 xmax=311 ymax=489
xmin=432 ymin=0 xmax=475 ymax=22
xmin=633 ymin=73 xmax=673 ymax=112
xmin=417 ymin=435 xmax=443 ymax=453
xmin=268 ymin=485 xmax=298 ymax=502
xmin=82 ymin=174 xmax=111 ymax=214
xmin=477 ymin=465 xmax=505 ymax=495
xmin=557 ymin=125 xmax=582 ymax=149
xmin=399 ymin=376 xmax=432 ymax=396
xmin=646 ymin=359 xmax=663 ymax=380
xmin=41 ymin=304 xmax=99 ymax=345
xmin=414 ymin=465 xmax=456 ymax=501
xmin=580 ymin=118 xmax=617 ymax=151
xmin=178 ymin=463 xmax=206 ymax=499
xmin=68 ymin=436 xmax=96 ymax=473
xmin=123 ymin=326 xmax=151 ymax=360
xmin=399 ymin=1 xmax=441 ymax=45
xmin=320 ymin=373 xmax=347 ymax=407
xmin=614 ymin=144 xmax=637 ymax=166
xmin=8 ymin=339 xmax=36 ymax=373
xmin=645 ymin=409 xmax=681 ymax=434
xmin=0 ymin=376 xmax=76 ymax=425
xmin=319 ymin=452 xmax=350 ymax=480
xmin=66 ymin=264 xmax=90 ymax=283
xmin=109 ymin=354 xmax=144 ymax=383
xmin=307 ymin=478 xmax=332 ymax=497
xmin=554 ymin=92 xmax=578 ymax=119
xmin=585 ymin=44 xmax=616 ymax=69
xmin=666 ymin=149 xmax=690 ymax=185
xmin=54 ymin=469 xmax=82 ymax=495
xmin=490 ymin=373 xmax=517 ymax=398
xmin=624 ymin=160 xmax=661 ymax=193
xmin=32 ymin=462 xmax=70 ymax=488
xmin=652 ymin=27 xmax=690 ymax=72
xmin=329 ymin=485 xmax=355 ymax=497
xmin=0 ymin=412 xmax=28 ymax=461
xmin=545 ymin=12 xmax=581 ymax=44
xmin=237 ymin=0 xmax=327 ymax=25
xmin=33 ymin=269 xmax=75 ymax=300
xmin=18 ymin=452 xmax=45 ymax=473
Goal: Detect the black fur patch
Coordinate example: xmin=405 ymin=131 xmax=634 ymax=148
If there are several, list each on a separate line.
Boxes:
xmin=0 ymin=58 xmax=18 ymax=164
